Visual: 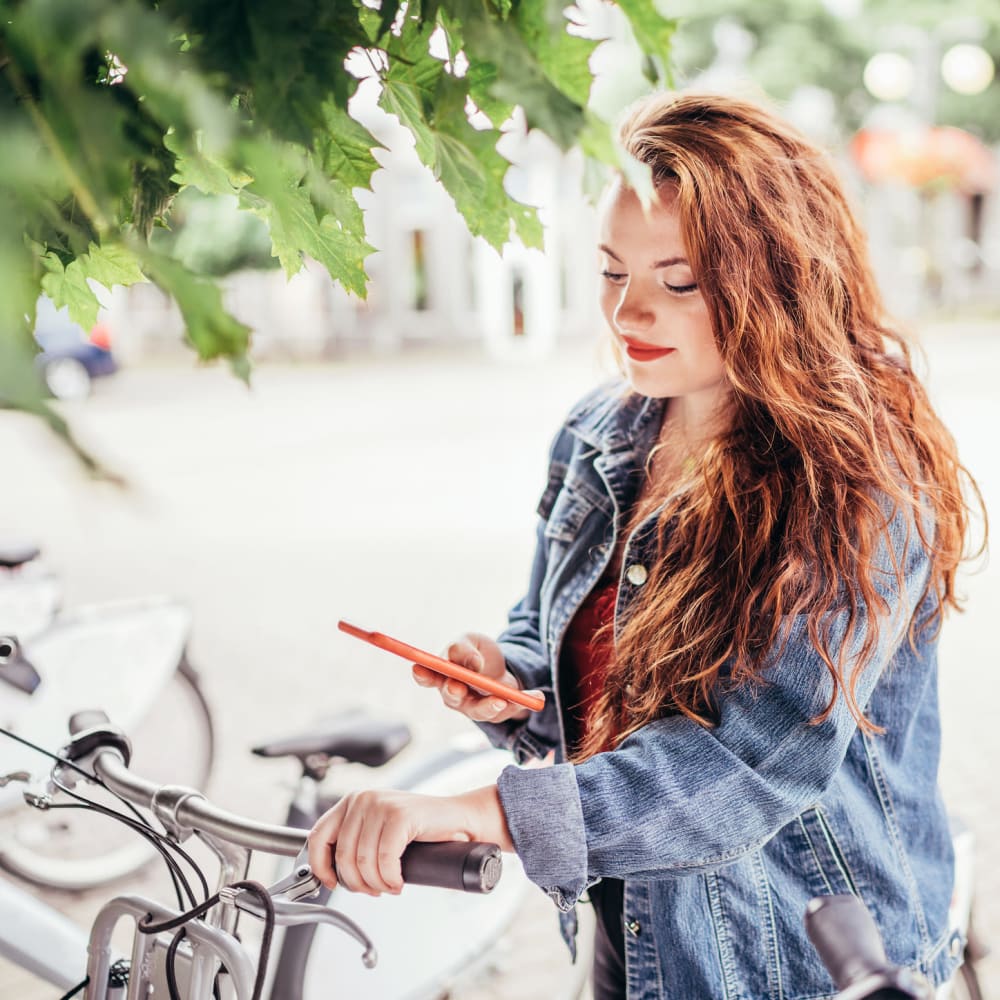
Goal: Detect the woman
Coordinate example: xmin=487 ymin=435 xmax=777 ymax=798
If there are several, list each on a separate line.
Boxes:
xmin=308 ymin=92 xmax=982 ymax=998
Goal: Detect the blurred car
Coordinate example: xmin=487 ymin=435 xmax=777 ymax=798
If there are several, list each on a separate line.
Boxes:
xmin=33 ymin=296 xmax=117 ymax=401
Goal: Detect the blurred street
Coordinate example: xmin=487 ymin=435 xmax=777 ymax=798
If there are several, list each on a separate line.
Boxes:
xmin=0 ymin=319 xmax=997 ymax=998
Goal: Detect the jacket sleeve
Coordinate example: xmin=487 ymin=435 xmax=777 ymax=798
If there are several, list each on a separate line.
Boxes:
xmin=495 ymin=506 xmax=933 ymax=909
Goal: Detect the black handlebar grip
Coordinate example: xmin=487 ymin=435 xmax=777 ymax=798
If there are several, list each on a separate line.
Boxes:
xmin=400 ymin=841 xmax=502 ymax=893
xmin=69 ymin=709 xmax=112 ymax=735
xmin=805 ymin=895 xmax=889 ymax=990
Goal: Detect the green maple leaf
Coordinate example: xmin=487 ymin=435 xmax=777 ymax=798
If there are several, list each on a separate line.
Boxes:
xmin=308 ymin=216 xmax=372 ymax=298
xmin=380 ymin=79 xmax=438 ymax=165
xmin=319 ymin=103 xmax=384 ymax=191
xmin=40 ymin=254 xmax=100 ymax=330
xmin=380 ymin=17 xmax=446 ymax=162
xmin=82 ymin=242 xmax=147 ymax=291
xmin=435 ymin=88 xmax=543 ymax=249
xmin=243 ymin=141 xmax=372 ymax=293
xmin=465 ymin=62 xmax=516 ymax=129
xmin=166 ymin=132 xmax=244 ymax=196
xmin=448 ymin=2 xmax=586 ymax=148
xmin=41 ymin=240 xmax=150 ymax=330
xmin=514 ymin=0 xmax=599 ymax=108
xmin=143 ymin=252 xmax=251 ymax=379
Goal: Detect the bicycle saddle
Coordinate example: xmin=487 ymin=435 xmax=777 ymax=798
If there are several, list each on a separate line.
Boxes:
xmin=0 ymin=543 xmax=41 ymax=569
xmin=251 ymin=713 xmax=412 ymax=768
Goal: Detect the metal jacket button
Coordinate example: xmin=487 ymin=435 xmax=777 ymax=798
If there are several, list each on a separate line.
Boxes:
xmin=625 ymin=564 xmax=648 ymax=586
xmin=950 ymin=932 xmax=964 ymax=958
xmin=626 ymin=918 xmax=642 ymax=936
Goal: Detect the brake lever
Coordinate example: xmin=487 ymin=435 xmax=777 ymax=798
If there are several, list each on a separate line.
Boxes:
xmin=260 ymin=850 xmax=324 ymax=905
xmin=219 ymin=844 xmax=377 ymax=969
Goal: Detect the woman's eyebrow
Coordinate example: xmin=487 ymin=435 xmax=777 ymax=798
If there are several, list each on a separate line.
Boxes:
xmin=598 ymin=244 xmax=688 ymax=269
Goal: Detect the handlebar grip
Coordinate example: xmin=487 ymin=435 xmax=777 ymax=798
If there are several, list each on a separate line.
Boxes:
xmin=69 ymin=709 xmax=112 ymax=735
xmin=399 ymin=841 xmax=502 ymax=893
xmin=805 ymin=895 xmax=888 ymax=990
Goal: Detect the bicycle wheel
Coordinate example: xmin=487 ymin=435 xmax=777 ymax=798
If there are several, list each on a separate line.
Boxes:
xmin=0 ymin=655 xmax=214 ymax=890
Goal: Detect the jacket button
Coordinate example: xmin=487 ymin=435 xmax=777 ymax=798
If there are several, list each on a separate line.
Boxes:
xmin=626 ymin=918 xmax=641 ymax=936
xmin=950 ymin=932 xmax=964 ymax=958
xmin=625 ymin=564 xmax=648 ymax=586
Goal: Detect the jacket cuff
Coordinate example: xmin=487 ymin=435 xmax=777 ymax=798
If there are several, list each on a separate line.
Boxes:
xmin=476 ymin=719 xmax=553 ymax=763
xmin=497 ymin=762 xmax=589 ymax=910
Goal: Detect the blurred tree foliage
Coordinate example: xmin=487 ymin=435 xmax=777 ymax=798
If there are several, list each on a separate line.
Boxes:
xmin=0 ymin=0 xmax=674 ymax=462
xmin=150 ymin=190 xmax=279 ymax=277
xmin=669 ymin=0 xmax=1000 ymax=140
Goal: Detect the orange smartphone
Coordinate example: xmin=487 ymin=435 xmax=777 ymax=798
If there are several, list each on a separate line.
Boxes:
xmin=337 ymin=620 xmax=545 ymax=713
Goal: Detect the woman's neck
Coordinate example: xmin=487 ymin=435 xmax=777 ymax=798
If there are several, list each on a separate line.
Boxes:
xmin=658 ymin=386 xmax=731 ymax=462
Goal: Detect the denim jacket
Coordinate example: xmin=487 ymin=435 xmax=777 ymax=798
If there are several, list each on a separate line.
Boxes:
xmin=480 ymin=381 xmax=961 ymax=999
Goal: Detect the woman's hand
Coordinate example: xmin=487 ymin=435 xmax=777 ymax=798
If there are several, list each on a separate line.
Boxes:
xmin=306 ymin=785 xmax=513 ymax=894
xmin=412 ymin=632 xmax=541 ymax=724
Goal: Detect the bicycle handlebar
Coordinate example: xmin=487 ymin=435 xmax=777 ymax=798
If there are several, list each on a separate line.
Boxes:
xmin=68 ymin=711 xmax=503 ymax=894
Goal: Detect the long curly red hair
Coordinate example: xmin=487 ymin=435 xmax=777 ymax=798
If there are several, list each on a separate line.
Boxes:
xmin=574 ymin=92 xmax=985 ymax=761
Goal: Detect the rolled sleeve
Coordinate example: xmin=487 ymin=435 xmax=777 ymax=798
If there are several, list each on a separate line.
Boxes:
xmin=497 ymin=762 xmax=590 ymax=910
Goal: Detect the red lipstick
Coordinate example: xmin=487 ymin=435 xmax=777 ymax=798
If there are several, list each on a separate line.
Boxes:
xmin=621 ymin=337 xmax=676 ymax=362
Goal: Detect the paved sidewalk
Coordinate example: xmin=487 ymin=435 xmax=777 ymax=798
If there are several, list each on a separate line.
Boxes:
xmin=0 ymin=320 xmax=996 ymax=998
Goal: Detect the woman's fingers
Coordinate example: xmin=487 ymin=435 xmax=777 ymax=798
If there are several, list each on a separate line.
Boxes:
xmin=353 ymin=797 xmax=404 ymax=895
xmin=411 ymin=663 xmax=441 ymax=687
xmin=446 ymin=637 xmax=487 ymax=672
xmin=334 ymin=794 xmax=379 ymax=896
xmin=411 ymin=633 xmax=531 ymax=722
xmin=375 ymin=819 xmax=409 ymax=894
xmin=306 ymin=802 xmax=344 ymax=890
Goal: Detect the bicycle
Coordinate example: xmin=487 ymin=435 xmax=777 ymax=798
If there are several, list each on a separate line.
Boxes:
xmin=0 ymin=547 xmax=215 ymax=889
xmin=1 ymin=708 xmax=510 ymax=999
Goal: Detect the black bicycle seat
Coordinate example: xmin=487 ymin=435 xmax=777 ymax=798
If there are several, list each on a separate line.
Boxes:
xmin=252 ymin=713 xmax=412 ymax=768
xmin=0 ymin=543 xmax=41 ymax=570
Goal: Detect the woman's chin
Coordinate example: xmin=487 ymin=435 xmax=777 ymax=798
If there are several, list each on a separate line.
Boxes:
xmin=623 ymin=369 xmax=675 ymax=398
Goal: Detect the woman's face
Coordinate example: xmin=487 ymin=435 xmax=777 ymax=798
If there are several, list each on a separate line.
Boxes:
xmin=598 ymin=178 xmax=727 ymax=402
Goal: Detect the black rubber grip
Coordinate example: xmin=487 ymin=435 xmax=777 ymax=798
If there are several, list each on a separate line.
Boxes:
xmin=399 ymin=841 xmax=502 ymax=893
xmin=65 ymin=710 xmax=132 ymax=766
xmin=805 ymin=895 xmax=888 ymax=990
xmin=69 ymin=709 xmax=112 ymax=735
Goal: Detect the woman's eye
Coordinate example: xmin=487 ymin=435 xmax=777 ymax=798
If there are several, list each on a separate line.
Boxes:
xmin=663 ymin=281 xmax=698 ymax=295
xmin=600 ymin=269 xmax=627 ymax=283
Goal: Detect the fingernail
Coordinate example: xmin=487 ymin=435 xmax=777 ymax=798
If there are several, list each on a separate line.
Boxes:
xmin=490 ymin=700 xmax=505 ymax=712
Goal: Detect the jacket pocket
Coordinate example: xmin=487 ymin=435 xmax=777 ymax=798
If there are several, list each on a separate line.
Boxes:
xmin=798 ymin=806 xmax=860 ymax=898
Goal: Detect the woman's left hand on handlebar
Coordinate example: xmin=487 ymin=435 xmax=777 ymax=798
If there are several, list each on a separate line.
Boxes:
xmin=306 ymin=785 xmax=512 ymax=896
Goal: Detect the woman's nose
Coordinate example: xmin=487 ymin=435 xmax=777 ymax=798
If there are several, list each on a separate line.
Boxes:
xmin=613 ymin=284 xmax=654 ymax=333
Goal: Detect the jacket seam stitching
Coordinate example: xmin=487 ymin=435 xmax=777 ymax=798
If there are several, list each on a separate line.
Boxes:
xmin=862 ymin=732 xmax=931 ymax=947
xmin=753 ymin=851 xmax=784 ymax=1000
xmin=815 ymin=806 xmax=861 ymax=898
xmin=798 ymin=815 xmax=835 ymax=896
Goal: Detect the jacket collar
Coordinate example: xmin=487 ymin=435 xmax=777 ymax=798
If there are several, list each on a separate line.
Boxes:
xmin=564 ymin=380 xmax=665 ymax=454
